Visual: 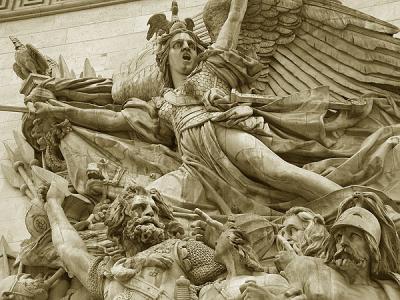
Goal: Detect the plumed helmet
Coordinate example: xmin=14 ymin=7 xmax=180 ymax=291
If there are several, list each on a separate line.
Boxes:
xmin=331 ymin=206 xmax=382 ymax=245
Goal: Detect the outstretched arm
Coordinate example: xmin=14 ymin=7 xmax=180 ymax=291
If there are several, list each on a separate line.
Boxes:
xmin=214 ymin=0 xmax=248 ymax=50
xmin=34 ymin=99 xmax=130 ymax=132
xmin=45 ymin=182 xmax=95 ymax=290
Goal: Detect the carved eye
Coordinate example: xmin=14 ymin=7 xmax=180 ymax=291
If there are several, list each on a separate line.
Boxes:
xmin=351 ymin=232 xmax=362 ymax=240
xmin=335 ymin=234 xmax=342 ymax=242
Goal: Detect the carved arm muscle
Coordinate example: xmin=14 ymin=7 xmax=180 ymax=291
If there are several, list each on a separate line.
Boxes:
xmin=214 ymin=0 xmax=248 ymax=50
xmin=45 ymin=196 xmax=94 ymax=290
xmin=35 ymin=100 xmax=130 ymax=132
xmin=63 ymin=106 xmax=130 ymax=132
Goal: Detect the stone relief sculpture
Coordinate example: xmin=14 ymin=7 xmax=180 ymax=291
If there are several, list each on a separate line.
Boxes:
xmin=1 ymin=0 xmax=400 ymax=299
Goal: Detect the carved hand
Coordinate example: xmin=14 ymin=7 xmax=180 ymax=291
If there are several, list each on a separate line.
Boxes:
xmin=240 ymin=281 xmax=307 ymax=300
xmin=203 ymin=88 xmax=234 ymax=112
xmin=211 ymin=105 xmax=253 ymax=127
xmin=33 ymin=100 xmax=67 ymax=120
xmin=143 ymin=253 xmax=174 ymax=269
xmin=274 ymin=251 xmax=297 ymax=273
xmin=192 ymin=208 xmax=224 ymax=248
xmin=45 ymin=180 xmax=66 ymax=207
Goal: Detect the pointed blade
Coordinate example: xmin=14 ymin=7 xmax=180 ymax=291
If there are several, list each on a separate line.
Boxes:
xmin=82 ymin=58 xmax=96 ymax=78
xmin=1 ymin=163 xmax=24 ymax=189
xmin=0 ymin=237 xmax=16 ymax=258
xmin=59 ymin=55 xmax=73 ymax=79
xmin=0 ymin=236 xmax=17 ymax=279
xmin=13 ymin=130 xmax=35 ymax=165
xmin=2 ymin=142 xmax=16 ymax=162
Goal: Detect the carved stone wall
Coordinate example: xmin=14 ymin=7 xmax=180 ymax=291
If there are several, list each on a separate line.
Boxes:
xmin=342 ymin=0 xmax=400 ymax=34
xmin=0 ymin=0 xmax=139 ymax=23
xmin=0 ymin=0 xmax=208 ymax=250
xmin=0 ymin=0 xmax=398 ymax=251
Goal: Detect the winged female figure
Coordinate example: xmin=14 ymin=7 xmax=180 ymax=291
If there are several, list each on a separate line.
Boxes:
xmin=31 ymin=0 xmax=400 ymax=216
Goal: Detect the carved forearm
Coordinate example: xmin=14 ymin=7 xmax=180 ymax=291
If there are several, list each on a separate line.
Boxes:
xmin=46 ymin=198 xmax=87 ymax=252
xmin=45 ymin=198 xmax=94 ymax=287
xmin=214 ymin=0 xmax=248 ymax=50
xmin=62 ymin=106 xmax=130 ymax=132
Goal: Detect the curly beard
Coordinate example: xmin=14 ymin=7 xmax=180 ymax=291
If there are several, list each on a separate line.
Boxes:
xmin=123 ymin=216 xmax=166 ymax=249
xmin=333 ymin=247 xmax=368 ymax=271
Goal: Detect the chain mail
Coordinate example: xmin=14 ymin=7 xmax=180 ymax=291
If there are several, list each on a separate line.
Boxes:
xmin=182 ymin=240 xmax=226 ymax=286
xmin=87 ymin=256 xmax=110 ymax=300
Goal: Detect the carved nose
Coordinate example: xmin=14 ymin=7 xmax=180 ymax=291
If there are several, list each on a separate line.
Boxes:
xmin=182 ymin=41 xmax=190 ymax=50
xmin=339 ymin=235 xmax=349 ymax=247
xmin=143 ymin=204 xmax=154 ymax=217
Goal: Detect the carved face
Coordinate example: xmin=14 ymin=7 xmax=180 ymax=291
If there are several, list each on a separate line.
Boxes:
xmin=332 ymin=226 xmax=371 ymax=273
xmin=122 ymin=189 xmax=166 ymax=249
xmin=168 ymin=32 xmax=198 ymax=77
xmin=128 ymin=195 xmax=160 ymax=222
xmin=281 ymin=215 xmax=307 ymax=248
xmin=0 ymin=274 xmax=48 ymax=300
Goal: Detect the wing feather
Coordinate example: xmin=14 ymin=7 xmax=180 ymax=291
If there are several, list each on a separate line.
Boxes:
xmin=26 ymin=44 xmax=49 ymax=74
xmin=275 ymin=46 xmax=363 ymax=98
xmin=232 ymin=0 xmax=400 ymax=97
xmin=13 ymin=63 xmax=27 ymax=80
xmin=302 ymin=0 xmax=399 ymax=35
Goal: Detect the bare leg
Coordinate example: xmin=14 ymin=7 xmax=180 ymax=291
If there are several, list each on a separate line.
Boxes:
xmin=214 ymin=0 xmax=248 ymax=50
xmin=215 ymin=126 xmax=342 ymax=199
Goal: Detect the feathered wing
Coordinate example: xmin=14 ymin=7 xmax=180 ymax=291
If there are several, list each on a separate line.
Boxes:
xmin=265 ymin=0 xmax=400 ymax=101
xmin=203 ymin=0 xmax=400 ymax=100
xmin=26 ymin=43 xmax=49 ymax=75
xmin=13 ymin=63 xmax=28 ymax=80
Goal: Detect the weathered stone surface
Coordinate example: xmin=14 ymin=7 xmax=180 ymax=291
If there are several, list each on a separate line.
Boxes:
xmin=0 ymin=1 xmax=400 ymax=299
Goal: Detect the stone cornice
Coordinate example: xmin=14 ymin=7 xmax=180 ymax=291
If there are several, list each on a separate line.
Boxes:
xmin=0 ymin=0 xmax=137 ymax=23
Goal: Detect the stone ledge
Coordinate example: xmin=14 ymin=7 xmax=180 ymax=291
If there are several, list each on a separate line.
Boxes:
xmin=0 ymin=0 xmax=138 ymax=23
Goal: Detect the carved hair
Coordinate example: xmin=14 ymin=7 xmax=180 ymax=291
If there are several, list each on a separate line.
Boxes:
xmin=325 ymin=192 xmax=400 ymax=277
xmin=104 ymin=183 xmax=182 ymax=249
xmin=282 ymin=207 xmax=329 ymax=257
xmin=223 ymin=221 xmax=264 ymax=272
xmin=155 ymin=28 xmax=206 ymax=88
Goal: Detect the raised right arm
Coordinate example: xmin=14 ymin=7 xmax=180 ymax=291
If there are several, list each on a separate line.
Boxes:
xmin=45 ymin=183 xmax=97 ymax=292
xmin=214 ymin=0 xmax=248 ymax=50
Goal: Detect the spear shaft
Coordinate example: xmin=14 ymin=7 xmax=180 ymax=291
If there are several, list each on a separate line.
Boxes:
xmin=0 ymin=105 xmax=28 ymax=113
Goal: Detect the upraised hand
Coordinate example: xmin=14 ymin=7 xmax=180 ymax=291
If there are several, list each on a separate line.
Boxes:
xmin=191 ymin=208 xmax=224 ymax=248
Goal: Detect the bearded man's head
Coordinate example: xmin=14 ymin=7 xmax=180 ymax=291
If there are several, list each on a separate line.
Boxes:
xmin=278 ymin=207 xmax=329 ymax=257
xmin=104 ymin=184 xmax=184 ymax=256
xmin=325 ymin=191 xmax=400 ymax=279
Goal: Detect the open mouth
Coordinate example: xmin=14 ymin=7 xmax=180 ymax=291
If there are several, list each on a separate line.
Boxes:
xmin=182 ymin=53 xmax=191 ymax=61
